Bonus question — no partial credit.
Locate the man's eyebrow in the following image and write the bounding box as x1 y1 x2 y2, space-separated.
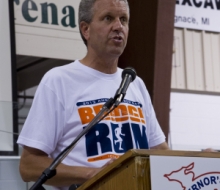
101 11 114 16
101 11 129 17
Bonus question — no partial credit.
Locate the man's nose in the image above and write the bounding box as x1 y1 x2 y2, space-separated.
112 18 123 31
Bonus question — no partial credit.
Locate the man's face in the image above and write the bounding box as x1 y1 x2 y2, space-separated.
86 0 129 58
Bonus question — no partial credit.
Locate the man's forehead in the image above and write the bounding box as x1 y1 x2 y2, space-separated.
94 0 128 8
93 0 129 14
95 0 128 3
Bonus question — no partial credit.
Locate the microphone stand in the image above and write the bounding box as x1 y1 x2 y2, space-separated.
30 98 116 190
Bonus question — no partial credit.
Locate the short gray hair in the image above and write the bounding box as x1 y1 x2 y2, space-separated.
78 0 129 46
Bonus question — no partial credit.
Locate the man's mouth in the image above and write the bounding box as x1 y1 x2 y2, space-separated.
112 36 123 43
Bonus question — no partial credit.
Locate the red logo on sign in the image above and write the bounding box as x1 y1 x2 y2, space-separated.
164 162 220 190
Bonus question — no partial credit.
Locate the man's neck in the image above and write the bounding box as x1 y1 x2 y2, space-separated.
80 52 119 74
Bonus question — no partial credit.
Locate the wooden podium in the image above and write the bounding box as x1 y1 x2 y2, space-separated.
77 149 220 190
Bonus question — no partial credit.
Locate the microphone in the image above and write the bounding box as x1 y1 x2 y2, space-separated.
114 67 136 106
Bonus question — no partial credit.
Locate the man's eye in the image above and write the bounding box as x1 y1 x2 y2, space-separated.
121 17 127 23
105 16 112 21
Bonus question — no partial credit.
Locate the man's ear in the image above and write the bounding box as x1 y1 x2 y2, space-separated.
80 21 90 41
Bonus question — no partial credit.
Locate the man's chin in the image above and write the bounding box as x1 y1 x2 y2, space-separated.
108 47 125 57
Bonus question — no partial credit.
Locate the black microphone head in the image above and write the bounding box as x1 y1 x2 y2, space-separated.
122 67 136 82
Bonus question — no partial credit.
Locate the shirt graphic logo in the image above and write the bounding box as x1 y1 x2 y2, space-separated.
77 98 149 162
164 162 220 190
114 124 125 151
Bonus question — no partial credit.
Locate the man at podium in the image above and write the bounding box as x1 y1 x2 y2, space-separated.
17 0 169 189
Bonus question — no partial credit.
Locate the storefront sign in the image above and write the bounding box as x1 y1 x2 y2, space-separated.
175 0 220 32
14 0 79 31
13 0 86 61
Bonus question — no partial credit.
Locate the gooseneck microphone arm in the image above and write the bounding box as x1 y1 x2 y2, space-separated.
114 67 136 106
30 67 136 190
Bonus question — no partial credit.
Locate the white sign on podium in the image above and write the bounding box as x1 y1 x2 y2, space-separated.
150 155 220 190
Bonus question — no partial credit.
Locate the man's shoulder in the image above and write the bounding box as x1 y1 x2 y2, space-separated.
41 60 79 83
46 60 77 76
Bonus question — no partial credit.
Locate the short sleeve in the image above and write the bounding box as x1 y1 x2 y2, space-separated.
17 83 65 155
147 102 166 148
136 78 166 148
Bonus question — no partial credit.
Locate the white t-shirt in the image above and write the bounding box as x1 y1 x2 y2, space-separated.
17 60 165 190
